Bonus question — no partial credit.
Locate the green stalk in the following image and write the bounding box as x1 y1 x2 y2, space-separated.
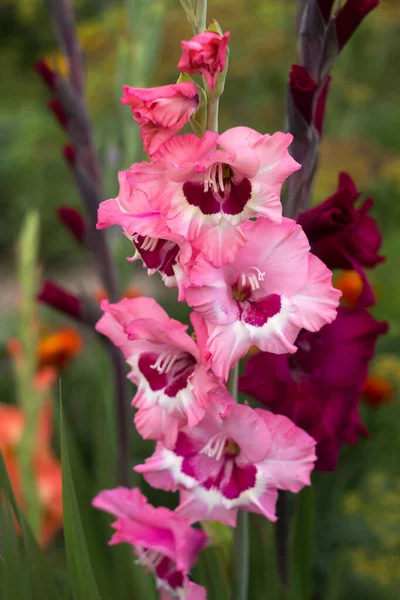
229 361 249 600
16 211 42 537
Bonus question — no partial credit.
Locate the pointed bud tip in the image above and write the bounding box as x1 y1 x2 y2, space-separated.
34 60 56 89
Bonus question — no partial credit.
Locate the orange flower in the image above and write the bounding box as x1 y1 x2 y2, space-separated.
0 370 63 547
94 286 142 303
37 328 83 370
363 375 393 407
334 270 364 307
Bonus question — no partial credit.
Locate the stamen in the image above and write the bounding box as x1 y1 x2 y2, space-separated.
136 547 164 570
218 162 225 192
141 236 158 252
200 433 227 460
240 266 266 291
151 351 179 374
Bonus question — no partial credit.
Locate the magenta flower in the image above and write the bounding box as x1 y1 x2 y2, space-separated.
289 65 317 125
127 127 300 267
182 217 340 380
240 306 388 470
93 487 207 600
298 172 384 306
121 82 199 156
96 297 221 448
97 170 184 288
178 31 230 90
135 389 316 526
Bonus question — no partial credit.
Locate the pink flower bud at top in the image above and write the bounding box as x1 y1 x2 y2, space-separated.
57 206 87 245
62 144 77 167
121 82 199 156
289 65 317 124
335 0 379 50
48 99 69 130
178 31 230 90
38 281 81 320
34 60 56 90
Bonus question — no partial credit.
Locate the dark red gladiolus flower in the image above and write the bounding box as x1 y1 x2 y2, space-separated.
335 0 380 51
34 60 56 89
289 65 317 124
57 207 86 245
38 281 81 320
298 172 384 305
317 0 336 22
240 307 388 470
48 99 69 130
314 75 331 135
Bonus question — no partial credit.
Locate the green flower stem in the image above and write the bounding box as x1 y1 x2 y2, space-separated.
229 361 249 600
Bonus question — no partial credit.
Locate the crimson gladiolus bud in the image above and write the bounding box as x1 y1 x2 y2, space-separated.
48 99 69 130
335 0 380 51
63 144 77 167
34 60 56 89
57 206 87 244
38 281 81 320
314 75 331 135
317 0 336 22
289 65 317 124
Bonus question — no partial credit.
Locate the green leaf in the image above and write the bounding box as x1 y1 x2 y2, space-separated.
0 451 64 599
0 497 29 600
60 408 104 600
290 486 315 600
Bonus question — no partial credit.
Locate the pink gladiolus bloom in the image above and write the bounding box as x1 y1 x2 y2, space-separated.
128 127 300 267
121 82 199 156
96 297 221 448
178 31 230 90
183 217 341 380
93 487 207 600
97 171 184 287
135 390 316 526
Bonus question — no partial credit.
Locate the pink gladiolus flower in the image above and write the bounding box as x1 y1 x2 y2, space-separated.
178 31 230 90
128 127 300 267
183 217 341 380
121 82 199 156
96 297 221 448
93 487 207 600
135 390 316 526
97 171 184 288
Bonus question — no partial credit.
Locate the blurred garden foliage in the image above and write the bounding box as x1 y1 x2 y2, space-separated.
0 0 400 599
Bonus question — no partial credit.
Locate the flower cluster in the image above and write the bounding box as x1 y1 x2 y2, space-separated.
241 175 387 470
93 24 347 600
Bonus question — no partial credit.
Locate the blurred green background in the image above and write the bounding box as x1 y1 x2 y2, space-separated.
0 0 399 598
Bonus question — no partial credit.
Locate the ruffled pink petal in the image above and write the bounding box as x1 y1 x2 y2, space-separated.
126 318 197 359
186 256 238 325
222 402 272 463
241 488 278 521
102 297 172 330
238 218 310 297
134 445 179 492
292 253 341 332
92 486 145 519
177 490 237 527
154 132 219 182
218 126 263 150
96 310 134 360
134 405 182 448
186 581 207 600
255 410 317 493
190 312 212 365
191 221 247 267
205 321 252 381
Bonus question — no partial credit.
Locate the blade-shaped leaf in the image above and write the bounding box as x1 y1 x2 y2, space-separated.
60 409 104 600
